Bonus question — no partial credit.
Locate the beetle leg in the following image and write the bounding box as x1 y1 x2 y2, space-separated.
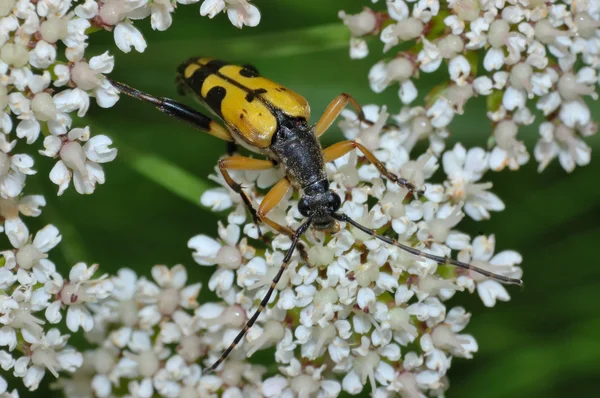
109 79 234 142
323 140 425 195
218 156 275 236
315 93 377 137
257 178 312 266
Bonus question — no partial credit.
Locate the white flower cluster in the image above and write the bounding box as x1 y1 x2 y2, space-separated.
1 0 263 394
340 0 599 173
56 265 263 398
0 0 260 198
189 108 523 396
0 206 113 392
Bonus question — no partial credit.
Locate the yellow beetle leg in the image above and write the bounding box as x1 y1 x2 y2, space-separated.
257 178 293 234
255 177 312 266
323 140 424 195
218 156 275 235
314 93 374 137
109 79 233 142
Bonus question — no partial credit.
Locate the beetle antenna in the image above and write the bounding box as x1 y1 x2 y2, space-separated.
333 213 523 286
108 78 219 130
107 78 163 106
203 216 314 374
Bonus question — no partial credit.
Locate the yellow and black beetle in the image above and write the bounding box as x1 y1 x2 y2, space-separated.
109 57 523 374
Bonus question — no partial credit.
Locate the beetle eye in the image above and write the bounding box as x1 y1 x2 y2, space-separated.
298 196 310 217
327 191 341 213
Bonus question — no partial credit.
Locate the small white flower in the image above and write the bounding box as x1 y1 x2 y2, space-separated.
114 21 147 53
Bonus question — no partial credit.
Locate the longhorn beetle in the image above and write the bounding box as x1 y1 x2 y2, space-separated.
109 57 523 374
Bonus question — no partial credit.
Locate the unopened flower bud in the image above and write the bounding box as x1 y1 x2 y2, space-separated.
411 116 433 138
445 84 473 114
158 288 180 315
339 8 377 37
16 244 47 270
178 335 204 363
574 12 600 38
431 324 469 352
71 62 101 91
0 0 15 17
488 19 510 48
395 17 424 41
31 92 57 121
534 19 572 44
455 0 480 22
354 262 379 287
291 375 320 396
509 63 533 93
245 320 284 356
386 57 414 83
557 72 597 101
1 43 29 67
60 141 88 176
554 124 574 144
99 0 128 25
136 350 160 377
40 17 69 43
494 120 518 149
221 361 246 386
438 35 464 59
215 245 242 269
93 348 116 374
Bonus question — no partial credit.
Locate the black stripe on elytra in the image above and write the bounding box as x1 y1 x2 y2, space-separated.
204 86 226 118
245 88 267 103
213 70 280 115
177 59 229 95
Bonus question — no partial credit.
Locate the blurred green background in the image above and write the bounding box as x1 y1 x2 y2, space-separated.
13 1 600 396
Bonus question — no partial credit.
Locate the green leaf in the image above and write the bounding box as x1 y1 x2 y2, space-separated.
118 144 212 208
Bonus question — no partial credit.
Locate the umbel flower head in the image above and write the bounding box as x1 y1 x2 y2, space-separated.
187 105 523 396
54 110 522 397
340 0 600 174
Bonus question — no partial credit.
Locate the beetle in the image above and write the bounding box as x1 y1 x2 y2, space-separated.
109 57 523 374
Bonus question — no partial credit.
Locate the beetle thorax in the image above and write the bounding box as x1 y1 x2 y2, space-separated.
269 120 327 190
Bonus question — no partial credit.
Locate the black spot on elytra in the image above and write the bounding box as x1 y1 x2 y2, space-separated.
205 86 226 117
245 88 267 102
240 64 260 77
275 87 287 92
239 113 244 119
